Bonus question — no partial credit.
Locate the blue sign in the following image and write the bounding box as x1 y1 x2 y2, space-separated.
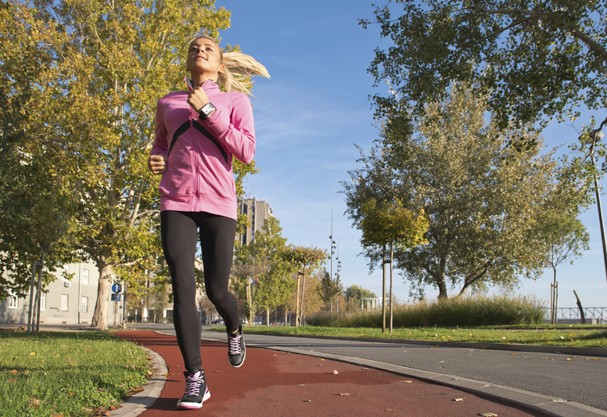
111 283 122 293
111 293 122 301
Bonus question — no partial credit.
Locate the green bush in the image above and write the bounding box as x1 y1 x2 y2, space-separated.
307 296 545 327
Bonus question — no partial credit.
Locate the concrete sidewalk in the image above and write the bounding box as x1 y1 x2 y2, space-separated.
113 330 556 417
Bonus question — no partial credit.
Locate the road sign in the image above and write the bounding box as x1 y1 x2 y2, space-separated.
112 283 122 293
111 293 122 301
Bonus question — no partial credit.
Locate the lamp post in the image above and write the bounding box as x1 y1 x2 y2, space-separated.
589 130 607 285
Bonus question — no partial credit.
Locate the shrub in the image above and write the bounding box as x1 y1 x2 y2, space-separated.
307 295 545 327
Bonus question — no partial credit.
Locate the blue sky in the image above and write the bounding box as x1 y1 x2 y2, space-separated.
216 0 607 310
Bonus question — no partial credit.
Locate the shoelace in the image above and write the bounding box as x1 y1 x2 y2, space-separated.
184 371 203 397
228 333 242 355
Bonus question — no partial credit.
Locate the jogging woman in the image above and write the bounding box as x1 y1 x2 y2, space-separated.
148 35 269 410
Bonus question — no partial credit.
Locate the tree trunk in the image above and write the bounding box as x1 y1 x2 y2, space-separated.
91 261 113 330
389 244 394 335
437 255 448 299
295 273 301 327
381 246 386 333
300 268 307 326
266 308 270 326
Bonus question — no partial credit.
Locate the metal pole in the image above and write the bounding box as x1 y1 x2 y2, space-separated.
593 175 607 284
589 130 607 285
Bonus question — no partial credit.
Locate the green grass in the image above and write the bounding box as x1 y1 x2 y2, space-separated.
244 325 607 348
0 330 150 417
240 297 607 349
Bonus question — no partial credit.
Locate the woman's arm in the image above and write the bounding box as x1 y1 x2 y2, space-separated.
149 98 168 174
202 93 256 164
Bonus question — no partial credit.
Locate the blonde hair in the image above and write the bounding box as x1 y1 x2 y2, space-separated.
191 36 270 95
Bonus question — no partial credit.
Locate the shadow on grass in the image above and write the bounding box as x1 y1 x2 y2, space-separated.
579 330 607 341
0 328 115 341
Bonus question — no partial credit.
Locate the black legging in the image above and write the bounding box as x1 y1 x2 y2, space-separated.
161 210 239 372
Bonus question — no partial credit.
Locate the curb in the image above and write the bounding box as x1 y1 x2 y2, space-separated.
109 347 167 417
242 331 607 358
259 344 607 417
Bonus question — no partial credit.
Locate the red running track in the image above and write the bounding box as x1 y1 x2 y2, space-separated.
115 330 552 417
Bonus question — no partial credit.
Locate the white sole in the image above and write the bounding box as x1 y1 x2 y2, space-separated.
176 389 211 409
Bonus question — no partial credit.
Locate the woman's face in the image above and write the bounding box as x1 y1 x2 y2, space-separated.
186 38 223 79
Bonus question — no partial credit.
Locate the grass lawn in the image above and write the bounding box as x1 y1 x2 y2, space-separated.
242 325 607 348
0 329 150 417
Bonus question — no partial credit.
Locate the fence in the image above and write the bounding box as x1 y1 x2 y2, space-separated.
544 307 607 323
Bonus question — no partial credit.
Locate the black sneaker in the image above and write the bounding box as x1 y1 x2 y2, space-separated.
176 370 211 410
228 325 246 368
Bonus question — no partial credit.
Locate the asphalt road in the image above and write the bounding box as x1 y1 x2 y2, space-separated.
196 329 607 412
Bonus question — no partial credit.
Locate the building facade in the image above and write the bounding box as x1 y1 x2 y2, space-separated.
0 261 120 326
237 198 273 246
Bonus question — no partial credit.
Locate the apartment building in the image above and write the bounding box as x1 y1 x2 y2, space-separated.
237 198 273 246
0 261 119 326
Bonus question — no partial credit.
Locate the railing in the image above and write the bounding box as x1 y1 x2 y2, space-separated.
544 307 607 323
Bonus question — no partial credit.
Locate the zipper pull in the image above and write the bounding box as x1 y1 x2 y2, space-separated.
184 75 194 91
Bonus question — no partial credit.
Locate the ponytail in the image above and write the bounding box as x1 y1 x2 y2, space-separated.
219 51 270 96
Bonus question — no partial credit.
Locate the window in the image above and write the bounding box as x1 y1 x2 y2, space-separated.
80 296 88 313
60 294 69 311
8 294 18 309
82 268 89 285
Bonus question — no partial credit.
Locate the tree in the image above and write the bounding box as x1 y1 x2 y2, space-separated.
0 3 80 301
283 246 326 326
232 243 268 326
361 0 607 131
533 212 590 323
355 196 428 331
344 285 376 310
351 85 565 299
0 1 239 329
249 217 296 325
318 270 343 312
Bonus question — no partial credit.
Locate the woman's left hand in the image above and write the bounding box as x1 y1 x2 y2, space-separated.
187 86 209 112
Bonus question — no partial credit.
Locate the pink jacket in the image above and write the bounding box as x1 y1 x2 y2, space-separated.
151 80 256 219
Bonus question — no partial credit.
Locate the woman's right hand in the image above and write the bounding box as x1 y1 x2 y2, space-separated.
148 154 166 174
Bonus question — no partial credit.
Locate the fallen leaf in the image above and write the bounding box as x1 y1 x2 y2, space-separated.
29 352 36 356
29 398 41 408
297 384 306 387
337 392 351 396
8 370 18 375
303 399 312 403
332 370 339 375
399 380 413 384
453 397 464 402
566 357 573 361
479 413 498 417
